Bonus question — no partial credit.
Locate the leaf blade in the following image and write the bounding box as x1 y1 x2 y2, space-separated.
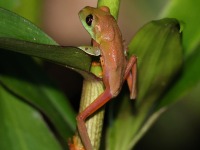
0 7 56 45
0 38 91 72
0 85 63 150
107 18 183 150
0 51 76 141
158 45 200 108
129 18 183 106
161 0 200 57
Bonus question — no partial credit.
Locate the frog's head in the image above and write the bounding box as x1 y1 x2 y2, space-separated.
79 6 114 43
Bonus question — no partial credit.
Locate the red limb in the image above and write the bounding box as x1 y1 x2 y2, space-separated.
124 56 137 99
76 56 137 150
76 88 112 150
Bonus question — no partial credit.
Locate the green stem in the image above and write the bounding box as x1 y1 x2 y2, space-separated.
97 0 121 19
128 108 166 149
75 63 105 150
76 78 105 150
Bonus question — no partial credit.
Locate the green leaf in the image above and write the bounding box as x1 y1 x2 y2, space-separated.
13 0 42 24
0 5 93 150
129 18 183 106
161 0 200 57
128 18 183 148
0 7 56 45
0 7 87 147
97 0 120 19
0 7 92 74
107 18 183 150
0 51 76 142
0 84 63 150
0 0 42 24
0 38 91 72
106 96 135 150
158 45 200 108
0 0 18 10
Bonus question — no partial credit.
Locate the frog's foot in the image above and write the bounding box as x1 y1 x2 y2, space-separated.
68 136 85 150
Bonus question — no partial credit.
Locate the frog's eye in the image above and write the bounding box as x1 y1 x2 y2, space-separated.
86 14 93 26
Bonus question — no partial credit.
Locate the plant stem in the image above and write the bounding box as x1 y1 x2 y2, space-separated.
97 0 121 19
128 108 166 149
74 63 105 150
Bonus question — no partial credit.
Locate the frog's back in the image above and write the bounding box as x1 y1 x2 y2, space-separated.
91 6 127 97
100 31 127 97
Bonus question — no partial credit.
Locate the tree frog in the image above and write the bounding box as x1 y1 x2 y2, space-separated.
75 6 137 150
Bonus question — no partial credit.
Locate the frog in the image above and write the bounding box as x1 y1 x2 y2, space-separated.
75 6 137 150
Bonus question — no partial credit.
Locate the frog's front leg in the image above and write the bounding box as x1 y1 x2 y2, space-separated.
76 88 112 150
124 56 137 99
78 46 101 56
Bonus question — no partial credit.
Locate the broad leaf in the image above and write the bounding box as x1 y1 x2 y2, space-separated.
161 0 200 57
0 7 92 73
0 51 76 143
158 45 200 108
129 18 183 106
0 84 63 150
107 18 183 150
0 0 42 24
0 38 91 72
0 8 56 45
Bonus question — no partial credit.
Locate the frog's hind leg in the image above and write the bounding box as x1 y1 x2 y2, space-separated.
124 56 137 99
76 87 112 150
